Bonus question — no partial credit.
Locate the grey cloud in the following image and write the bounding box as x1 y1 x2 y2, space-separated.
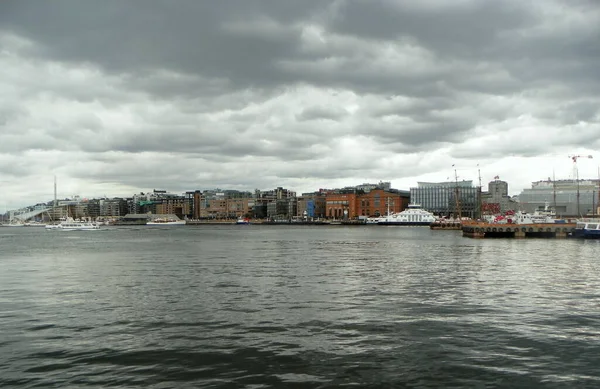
296 106 348 121
2 0 600 208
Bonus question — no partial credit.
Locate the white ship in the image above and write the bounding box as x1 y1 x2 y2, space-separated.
147 217 186 226
45 218 100 231
485 203 566 225
377 204 437 226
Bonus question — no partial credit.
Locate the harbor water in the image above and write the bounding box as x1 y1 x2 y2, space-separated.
1 225 600 388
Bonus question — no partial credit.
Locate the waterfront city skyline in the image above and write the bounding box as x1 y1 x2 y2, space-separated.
1 1 599 213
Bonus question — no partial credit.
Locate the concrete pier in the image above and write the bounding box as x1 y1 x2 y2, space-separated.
461 222 576 239
430 221 462 230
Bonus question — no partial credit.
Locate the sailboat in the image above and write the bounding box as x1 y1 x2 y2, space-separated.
45 177 100 231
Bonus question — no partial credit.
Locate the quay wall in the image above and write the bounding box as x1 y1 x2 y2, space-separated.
462 222 576 239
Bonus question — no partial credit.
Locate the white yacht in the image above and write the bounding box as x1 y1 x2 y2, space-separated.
45 217 100 231
377 204 436 226
146 217 186 226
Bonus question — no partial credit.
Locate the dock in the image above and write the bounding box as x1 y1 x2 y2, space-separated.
461 222 576 239
430 221 462 230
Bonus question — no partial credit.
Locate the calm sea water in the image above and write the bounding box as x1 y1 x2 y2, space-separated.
1 225 600 388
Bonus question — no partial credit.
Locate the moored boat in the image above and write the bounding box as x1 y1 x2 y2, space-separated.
377 204 436 226
571 219 600 239
2 222 25 227
147 218 186 226
235 217 250 225
45 218 100 231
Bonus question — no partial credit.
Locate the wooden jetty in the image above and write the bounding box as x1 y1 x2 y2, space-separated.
461 221 576 239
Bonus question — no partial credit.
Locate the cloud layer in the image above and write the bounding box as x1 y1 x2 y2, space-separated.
1 0 599 210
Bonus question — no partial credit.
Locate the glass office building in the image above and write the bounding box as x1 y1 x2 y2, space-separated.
410 181 479 218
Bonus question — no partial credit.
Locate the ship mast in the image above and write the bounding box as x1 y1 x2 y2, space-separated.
597 166 600 217
552 169 557 215
570 155 593 217
454 167 462 219
477 164 482 219
51 175 57 222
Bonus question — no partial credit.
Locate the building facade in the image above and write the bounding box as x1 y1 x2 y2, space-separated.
357 189 409 218
325 188 410 219
480 178 516 215
517 179 600 216
297 192 327 219
156 197 190 218
325 191 358 219
410 180 479 218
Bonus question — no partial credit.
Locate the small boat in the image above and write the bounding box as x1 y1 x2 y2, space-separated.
235 217 250 225
571 219 600 239
378 204 436 226
147 218 186 226
25 221 47 227
2 222 25 227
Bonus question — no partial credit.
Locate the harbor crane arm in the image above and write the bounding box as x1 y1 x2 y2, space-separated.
570 155 593 163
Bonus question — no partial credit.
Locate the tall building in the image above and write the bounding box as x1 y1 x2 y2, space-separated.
518 179 600 216
410 180 479 218
481 177 515 214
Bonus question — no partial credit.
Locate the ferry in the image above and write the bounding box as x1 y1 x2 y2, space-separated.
377 204 436 226
45 218 100 231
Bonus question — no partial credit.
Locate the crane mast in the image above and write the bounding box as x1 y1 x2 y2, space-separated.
569 155 593 216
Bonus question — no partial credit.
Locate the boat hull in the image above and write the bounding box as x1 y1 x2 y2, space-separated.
571 229 600 239
46 224 100 231
377 221 432 226
146 221 186 226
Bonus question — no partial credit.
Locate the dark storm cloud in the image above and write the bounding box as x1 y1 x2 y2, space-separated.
1 0 600 209
0 1 321 92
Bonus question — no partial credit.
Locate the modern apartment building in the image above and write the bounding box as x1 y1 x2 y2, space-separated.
156 197 190 218
99 198 128 217
267 199 291 220
297 191 327 219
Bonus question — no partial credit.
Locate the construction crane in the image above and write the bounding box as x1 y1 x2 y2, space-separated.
569 155 593 216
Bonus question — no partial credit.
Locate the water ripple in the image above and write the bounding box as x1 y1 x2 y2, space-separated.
1 227 600 387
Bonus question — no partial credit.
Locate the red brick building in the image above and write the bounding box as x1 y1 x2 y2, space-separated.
325 189 410 219
357 189 409 217
325 192 358 219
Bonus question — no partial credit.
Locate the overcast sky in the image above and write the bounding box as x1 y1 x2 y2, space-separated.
1 0 599 211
